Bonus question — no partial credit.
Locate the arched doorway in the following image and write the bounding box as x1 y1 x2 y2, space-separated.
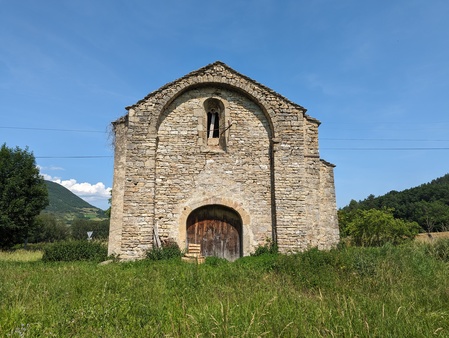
186 205 242 261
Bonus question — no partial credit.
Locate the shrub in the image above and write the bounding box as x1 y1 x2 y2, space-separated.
346 208 420 247
251 239 278 256
42 240 107 262
146 241 183 261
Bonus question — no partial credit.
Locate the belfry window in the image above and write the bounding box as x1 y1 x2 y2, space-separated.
203 98 225 148
207 108 220 139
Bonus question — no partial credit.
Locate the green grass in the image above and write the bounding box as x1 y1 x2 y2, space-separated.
1 243 449 337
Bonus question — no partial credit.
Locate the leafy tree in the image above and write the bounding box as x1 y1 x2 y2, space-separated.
30 214 70 243
340 173 449 232
71 218 110 240
410 200 449 232
338 200 360 237
0 144 49 248
346 208 420 247
338 209 351 237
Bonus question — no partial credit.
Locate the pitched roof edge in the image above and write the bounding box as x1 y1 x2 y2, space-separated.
126 61 223 110
215 62 308 113
125 61 313 118
320 158 336 168
112 114 128 126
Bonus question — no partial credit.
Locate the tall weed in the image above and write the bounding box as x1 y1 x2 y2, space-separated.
1 243 449 336
426 238 449 262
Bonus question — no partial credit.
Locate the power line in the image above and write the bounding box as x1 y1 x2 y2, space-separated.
35 148 449 159
324 121 449 126
322 147 449 151
36 156 112 159
4 126 449 153
0 126 106 133
321 138 449 142
2 126 448 142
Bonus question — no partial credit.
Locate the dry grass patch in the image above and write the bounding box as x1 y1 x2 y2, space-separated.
0 249 43 262
415 232 449 243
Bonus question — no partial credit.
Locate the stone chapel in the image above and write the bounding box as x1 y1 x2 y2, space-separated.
108 61 339 261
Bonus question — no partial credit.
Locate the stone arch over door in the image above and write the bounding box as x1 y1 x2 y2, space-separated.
186 204 242 261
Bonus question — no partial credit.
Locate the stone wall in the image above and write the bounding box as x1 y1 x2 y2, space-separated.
108 116 127 256
155 87 272 255
108 61 339 260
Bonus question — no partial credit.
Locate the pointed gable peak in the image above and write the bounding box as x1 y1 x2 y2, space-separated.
196 60 232 71
126 61 313 120
182 60 237 78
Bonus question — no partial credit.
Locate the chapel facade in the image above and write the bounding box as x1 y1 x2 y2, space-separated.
108 61 339 260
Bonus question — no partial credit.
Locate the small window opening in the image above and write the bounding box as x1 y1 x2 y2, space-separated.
207 108 220 139
203 98 225 149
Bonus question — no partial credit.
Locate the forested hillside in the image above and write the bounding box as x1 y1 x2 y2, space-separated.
340 174 449 232
43 180 107 223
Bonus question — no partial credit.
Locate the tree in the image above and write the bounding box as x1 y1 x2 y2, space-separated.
340 173 449 232
346 208 420 247
410 200 449 233
71 218 110 240
30 214 70 243
0 144 49 248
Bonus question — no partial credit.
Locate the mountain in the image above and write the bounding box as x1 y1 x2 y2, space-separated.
42 180 107 223
341 174 449 232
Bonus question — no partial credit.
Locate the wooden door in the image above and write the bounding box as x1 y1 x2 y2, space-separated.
187 205 242 261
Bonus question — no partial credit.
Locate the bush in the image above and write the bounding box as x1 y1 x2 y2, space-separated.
42 240 107 262
146 242 183 261
251 239 278 256
346 208 420 247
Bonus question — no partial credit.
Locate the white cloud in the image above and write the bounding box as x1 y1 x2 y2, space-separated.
42 174 111 209
37 165 64 171
41 173 53 181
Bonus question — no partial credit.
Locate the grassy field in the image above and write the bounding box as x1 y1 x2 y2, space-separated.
1 243 449 337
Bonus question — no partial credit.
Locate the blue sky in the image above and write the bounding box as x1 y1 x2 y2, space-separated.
1 0 448 210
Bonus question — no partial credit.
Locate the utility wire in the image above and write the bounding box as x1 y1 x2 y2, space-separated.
36 156 113 159
0 126 106 133
2 126 448 141
322 147 449 151
321 138 449 142
4 126 449 154
35 148 449 158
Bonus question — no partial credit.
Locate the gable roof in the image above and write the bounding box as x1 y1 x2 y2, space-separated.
126 61 306 112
